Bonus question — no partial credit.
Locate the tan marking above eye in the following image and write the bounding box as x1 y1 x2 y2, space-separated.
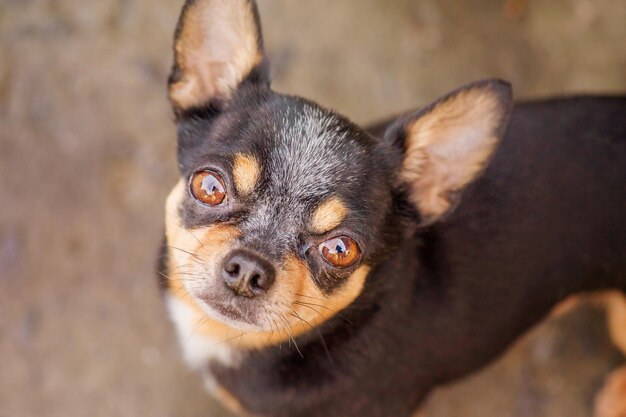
190 171 226 206
319 236 361 268
310 197 347 233
232 153 260 195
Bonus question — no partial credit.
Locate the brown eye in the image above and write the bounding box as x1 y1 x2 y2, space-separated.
190 171 226 206
319 236 361 268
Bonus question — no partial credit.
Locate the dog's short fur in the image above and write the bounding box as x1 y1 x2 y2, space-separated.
158 1 626 416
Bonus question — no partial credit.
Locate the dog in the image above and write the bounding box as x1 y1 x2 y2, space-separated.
158 1 626 416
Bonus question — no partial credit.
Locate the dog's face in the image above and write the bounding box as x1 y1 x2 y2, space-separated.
166 91 391 336
164 0 512 346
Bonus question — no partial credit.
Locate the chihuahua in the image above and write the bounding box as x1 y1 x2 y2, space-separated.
158 1 626 416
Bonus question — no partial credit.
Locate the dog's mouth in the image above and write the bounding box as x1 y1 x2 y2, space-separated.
193 288 269 332
213 301 241 320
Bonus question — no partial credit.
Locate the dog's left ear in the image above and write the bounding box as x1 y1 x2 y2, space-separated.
385 79 513 224
168 0 267 112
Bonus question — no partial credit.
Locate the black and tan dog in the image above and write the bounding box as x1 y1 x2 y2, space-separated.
158 1 626 416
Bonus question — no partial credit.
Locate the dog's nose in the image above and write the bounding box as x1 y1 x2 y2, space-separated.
221 249 276 297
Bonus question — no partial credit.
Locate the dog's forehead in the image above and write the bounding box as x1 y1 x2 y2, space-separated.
262 103 369 200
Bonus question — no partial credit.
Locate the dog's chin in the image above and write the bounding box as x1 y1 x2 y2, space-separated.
193 294 269 333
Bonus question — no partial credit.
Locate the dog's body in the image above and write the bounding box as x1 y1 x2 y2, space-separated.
159 1 626 416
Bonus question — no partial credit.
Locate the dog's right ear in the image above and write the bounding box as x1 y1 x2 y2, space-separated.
168 0 268 113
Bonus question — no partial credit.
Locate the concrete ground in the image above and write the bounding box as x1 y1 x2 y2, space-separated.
1 0 625 416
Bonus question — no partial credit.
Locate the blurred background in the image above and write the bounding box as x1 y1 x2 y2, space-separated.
1 0 625 416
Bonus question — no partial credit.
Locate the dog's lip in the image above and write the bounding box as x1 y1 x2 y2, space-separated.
196 294 263 330
212 301 243 320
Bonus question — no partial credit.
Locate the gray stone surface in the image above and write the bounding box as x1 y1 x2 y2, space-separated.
1 1 625 416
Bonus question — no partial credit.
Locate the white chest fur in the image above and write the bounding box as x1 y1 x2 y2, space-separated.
166 295 239 390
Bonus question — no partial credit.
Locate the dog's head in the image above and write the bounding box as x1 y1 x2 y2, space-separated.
164 0 512 346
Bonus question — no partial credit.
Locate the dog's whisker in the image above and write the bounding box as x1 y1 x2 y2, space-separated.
293 300 335 313
157 270 197 284
186 314 211 343
287 304 334 364
170 263 196 269
293 293 327 302
167 245 203 260
215 331 246 346
294 300 353 325
184 228 205 248
268 313 284 350
274 312 303 358
293 301 324 319
167 245 210 270
264 311 275 345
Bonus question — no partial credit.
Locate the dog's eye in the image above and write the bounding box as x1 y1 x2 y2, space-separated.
190 171 226 206
319 237 360 268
